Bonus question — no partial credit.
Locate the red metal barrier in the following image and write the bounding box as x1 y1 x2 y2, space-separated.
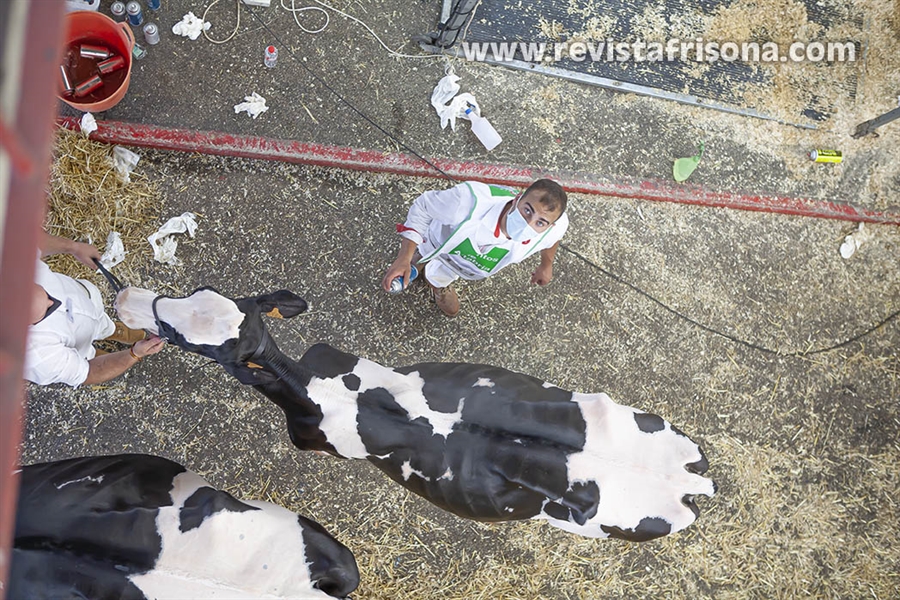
57 117 900 226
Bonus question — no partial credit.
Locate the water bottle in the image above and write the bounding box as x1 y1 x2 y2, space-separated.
389 264 418 294
465 106 502 151
264 45 278 68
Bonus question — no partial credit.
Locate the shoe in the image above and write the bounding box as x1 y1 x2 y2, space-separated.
105 321 147 345
430 284 460 318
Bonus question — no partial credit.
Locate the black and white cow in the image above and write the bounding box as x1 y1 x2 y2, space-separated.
9 454 359 599
117 287 715 542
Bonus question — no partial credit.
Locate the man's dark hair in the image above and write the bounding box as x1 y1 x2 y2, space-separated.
524 179 567 216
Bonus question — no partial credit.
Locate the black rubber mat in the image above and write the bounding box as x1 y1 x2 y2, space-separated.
460 0 862 122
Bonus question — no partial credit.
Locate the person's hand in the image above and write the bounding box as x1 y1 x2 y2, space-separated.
132 335 165 358
70 241 102 269
531 263 553 286
381 258 414 292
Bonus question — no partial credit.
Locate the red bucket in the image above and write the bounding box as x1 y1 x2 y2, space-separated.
60 11 135 112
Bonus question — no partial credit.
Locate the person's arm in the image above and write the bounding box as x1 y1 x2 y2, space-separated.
381 184 472 292
40 232 101 268
381 238 420 292
82 336 165 385
530 241 559 286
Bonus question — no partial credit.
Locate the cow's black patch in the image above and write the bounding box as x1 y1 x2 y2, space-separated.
560 481 600 525
601 517 672 542
543 501 571 521
634 413 666 433
685 451 709 475
14 455 182 572
542 482 600 526
682 495 701 519
342 373 361 391
298 516 360 598
9 548 148 600
251 290 308 318
301 343 360 378
179 487 259 533
397 362 585 449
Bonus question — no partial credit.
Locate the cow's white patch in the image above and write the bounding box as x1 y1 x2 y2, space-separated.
400 460 428 482
361 366 464 440
55 475 104 489
438 468 454 481
116 287 244 347
538 392 715 538
473 378 494 387
306 375 368 459
130 471 332 599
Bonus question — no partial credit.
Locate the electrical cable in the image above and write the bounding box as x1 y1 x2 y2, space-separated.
241 4 898 357
203 0 242 44
561 243 899 356
290 0 446 59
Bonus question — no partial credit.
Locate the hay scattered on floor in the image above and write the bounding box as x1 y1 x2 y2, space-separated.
44 127 161 287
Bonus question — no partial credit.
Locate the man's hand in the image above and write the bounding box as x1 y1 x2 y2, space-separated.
382 258 415 292
381 238 419 292
132 335 165 358
71 241 102 269
531 263 553 286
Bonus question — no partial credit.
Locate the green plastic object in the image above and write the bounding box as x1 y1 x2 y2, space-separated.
673 142 705 182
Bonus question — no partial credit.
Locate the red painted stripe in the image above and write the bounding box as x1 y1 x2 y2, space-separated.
57 117 900 225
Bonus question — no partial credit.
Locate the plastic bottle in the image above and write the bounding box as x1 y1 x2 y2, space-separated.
389 264 418 294
465 107 502 151
264 46 278 68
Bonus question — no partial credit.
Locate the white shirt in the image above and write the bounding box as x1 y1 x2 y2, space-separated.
24 260 115 386
400 182 568 286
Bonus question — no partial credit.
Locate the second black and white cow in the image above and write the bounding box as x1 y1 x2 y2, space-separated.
8 454 359 599
117 287 716 542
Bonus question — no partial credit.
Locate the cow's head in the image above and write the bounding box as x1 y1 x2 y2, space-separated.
115 286 307 384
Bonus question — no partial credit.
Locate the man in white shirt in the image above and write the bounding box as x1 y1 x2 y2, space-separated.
25 233 165 387
381 179 569 317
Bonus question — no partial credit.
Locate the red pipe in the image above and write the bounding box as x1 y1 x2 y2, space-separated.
56 117 899 226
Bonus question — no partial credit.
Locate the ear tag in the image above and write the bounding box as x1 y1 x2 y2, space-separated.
247 362 264 369
266 308 284 319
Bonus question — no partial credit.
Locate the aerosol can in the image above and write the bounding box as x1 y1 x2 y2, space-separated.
389 264 419 294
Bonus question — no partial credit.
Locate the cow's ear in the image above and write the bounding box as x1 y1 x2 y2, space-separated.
254 290 309 319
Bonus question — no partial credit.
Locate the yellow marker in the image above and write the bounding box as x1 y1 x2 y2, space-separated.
809 149 843 163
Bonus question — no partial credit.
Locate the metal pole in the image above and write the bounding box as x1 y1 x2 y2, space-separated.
414 0 481 49
852 106 900 138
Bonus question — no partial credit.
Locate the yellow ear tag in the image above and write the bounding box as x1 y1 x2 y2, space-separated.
246 362 264 369
266 308 284 319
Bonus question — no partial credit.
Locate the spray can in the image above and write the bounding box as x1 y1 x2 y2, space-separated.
143 22 160 45
809 149 843 163
146 0 160 11
389 264 419 294
74 75 104 98
80 43 111 60
264 45 278 68
59 65 74 96
110 1 127 22
126 2 144 26
97 55 126 74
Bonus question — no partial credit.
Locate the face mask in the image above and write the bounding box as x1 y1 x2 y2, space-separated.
505 197 540 242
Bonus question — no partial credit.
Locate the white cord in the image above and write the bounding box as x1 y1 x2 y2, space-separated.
202 0 241 44
295 0 445 59
281 0 329 34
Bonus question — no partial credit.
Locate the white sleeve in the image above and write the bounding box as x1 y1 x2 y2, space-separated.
399 183 475 246
24 339 90 387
